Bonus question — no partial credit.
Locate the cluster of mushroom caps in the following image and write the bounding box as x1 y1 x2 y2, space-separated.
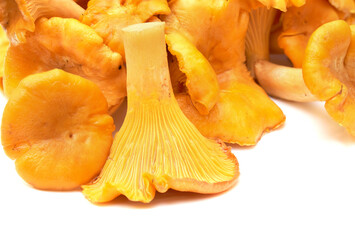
0 0 354 204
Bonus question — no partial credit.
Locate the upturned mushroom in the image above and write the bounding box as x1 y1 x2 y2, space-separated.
3 17 126 113
82 22 239 203
1 69 115 190
162 0 285 145
303 20 355 136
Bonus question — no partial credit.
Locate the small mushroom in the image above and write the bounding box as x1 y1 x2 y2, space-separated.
1 69 115 190
0 0 84 44
82 22 239 203
303 20 355 136
161 0 285 145
3 17 126 113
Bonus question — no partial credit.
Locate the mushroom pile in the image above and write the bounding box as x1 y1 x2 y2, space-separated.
0 0 354 203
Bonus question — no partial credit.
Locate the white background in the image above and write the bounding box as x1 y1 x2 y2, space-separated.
0 93 354 240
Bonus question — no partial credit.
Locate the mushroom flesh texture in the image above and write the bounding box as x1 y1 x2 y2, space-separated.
82 22 239 203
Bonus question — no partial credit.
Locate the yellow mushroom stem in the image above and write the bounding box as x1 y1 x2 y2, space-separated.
255 60 317 102
82 22 239 203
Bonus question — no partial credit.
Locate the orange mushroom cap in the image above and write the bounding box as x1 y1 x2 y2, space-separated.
3 17 126 113
163 0 285 145
303 20 355 136
1 69 114 190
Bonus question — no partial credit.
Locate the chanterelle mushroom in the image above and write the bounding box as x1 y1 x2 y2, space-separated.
1 69 115 190
162 0 285 145
82 22 239 203
0 0 84 44
303 20 355 136
251 0 342 102
3 17 126 113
